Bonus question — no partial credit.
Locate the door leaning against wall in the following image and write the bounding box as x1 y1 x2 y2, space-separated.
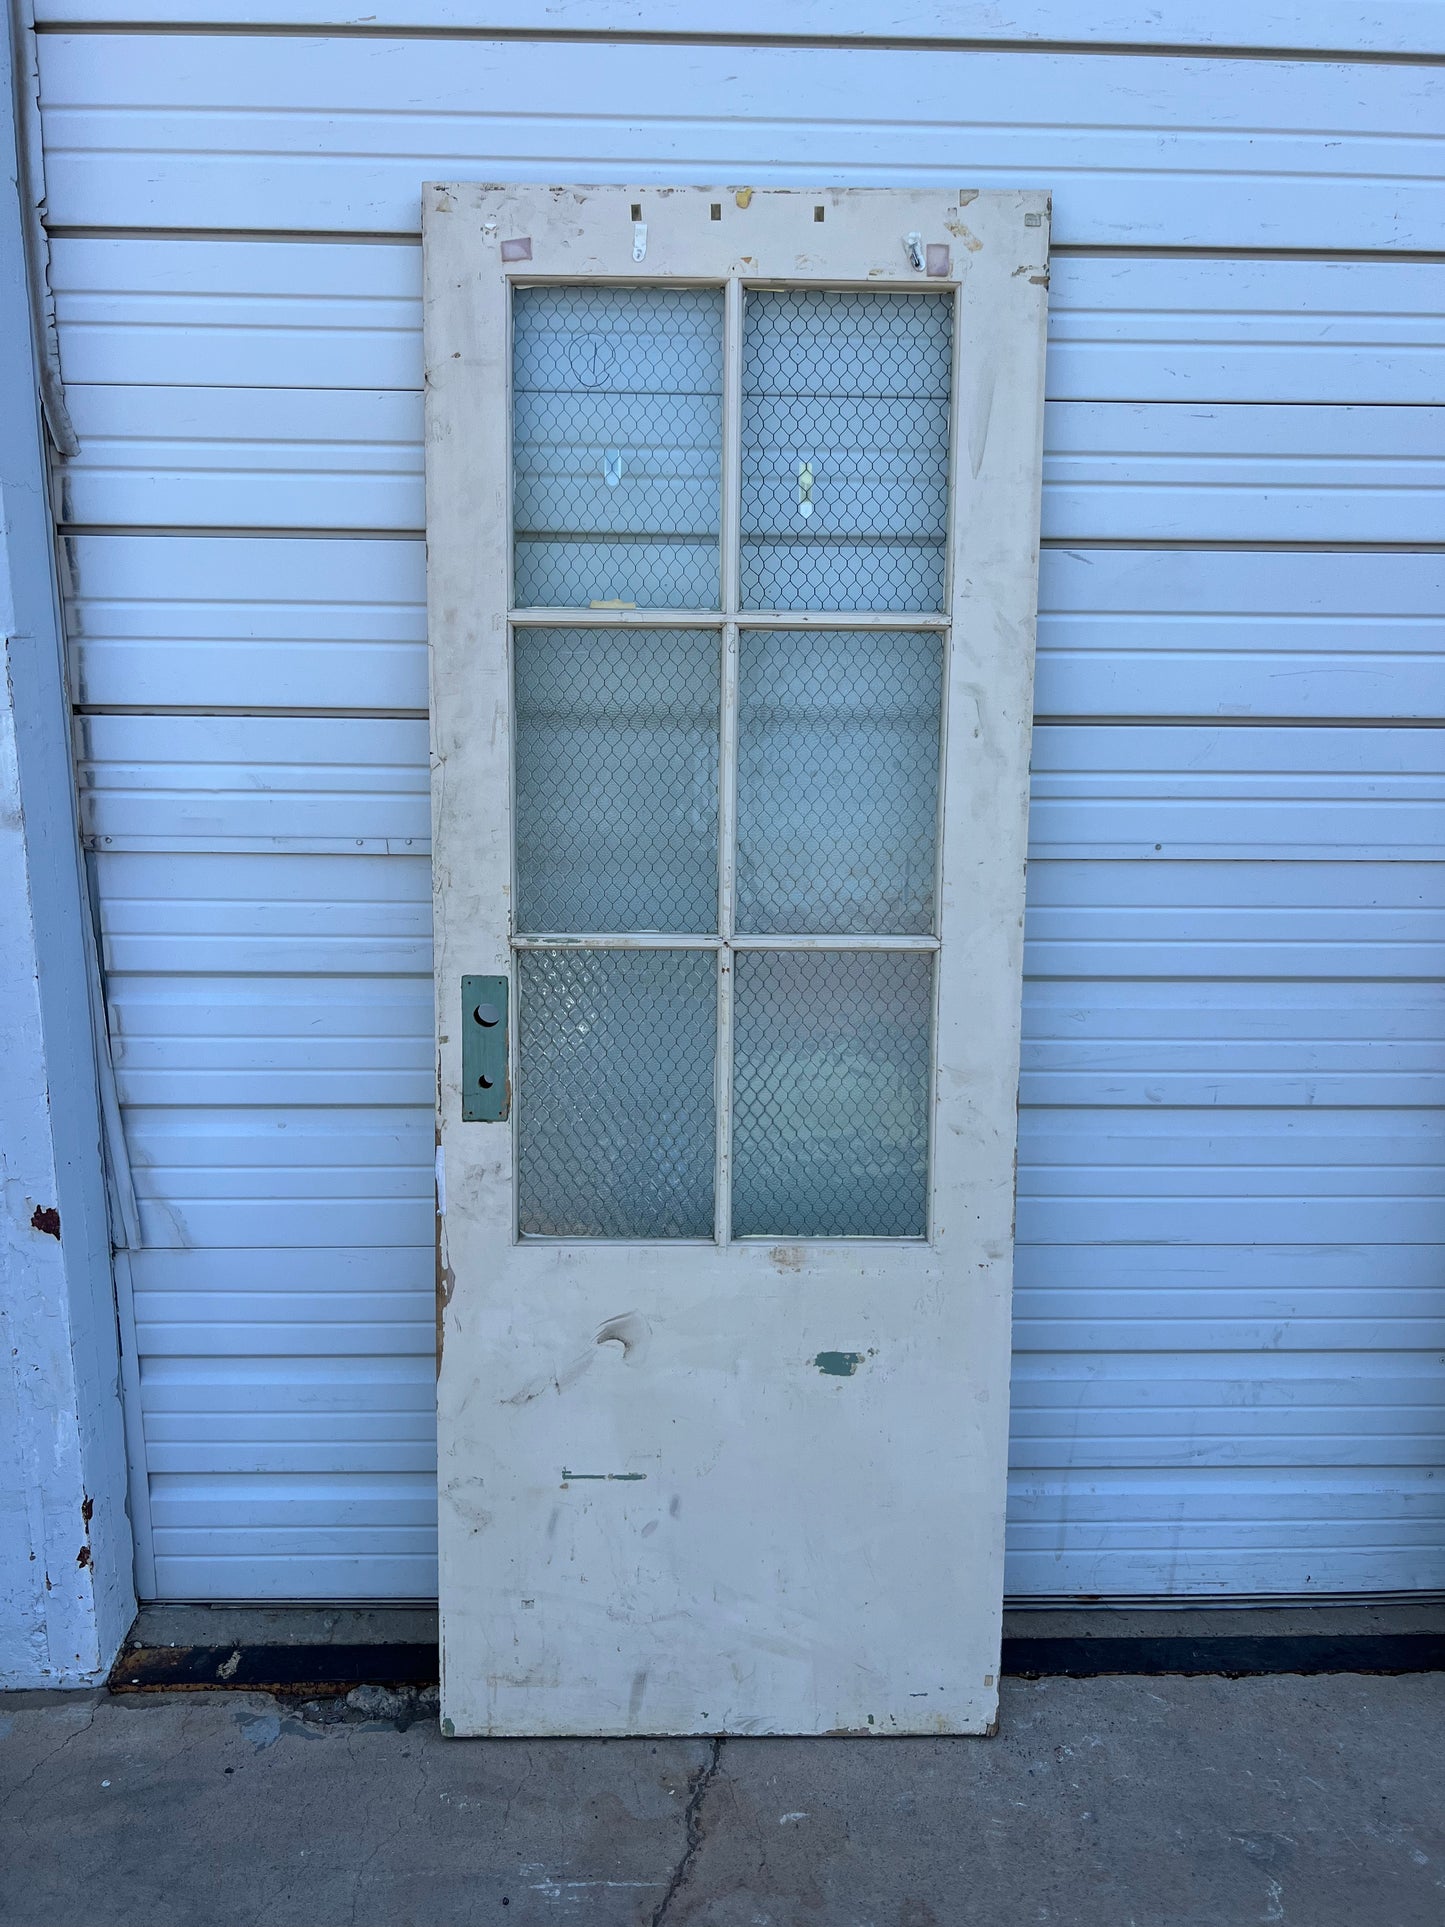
423 184 1050 1737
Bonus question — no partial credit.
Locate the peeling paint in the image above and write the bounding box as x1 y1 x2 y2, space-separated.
595 1310 650 1360
814 1351 865 1377
29 1204 59 1239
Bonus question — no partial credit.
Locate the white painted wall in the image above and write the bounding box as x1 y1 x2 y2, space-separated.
1 5 134 1680
22 4 1445 1603
0 680 123 1684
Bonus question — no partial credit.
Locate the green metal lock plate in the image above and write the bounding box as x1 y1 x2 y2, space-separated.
461 975 509 1121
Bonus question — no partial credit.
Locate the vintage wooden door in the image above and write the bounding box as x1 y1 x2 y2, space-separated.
424 184 1049 1736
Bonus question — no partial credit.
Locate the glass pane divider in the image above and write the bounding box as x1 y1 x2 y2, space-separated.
513 933 723 950
721 277 744 619
714 278 743 1245
713 948 735 1246
509 607 725 627
734 610 951 630
733 934 940 951
715 616 740 1244
508 608 950 630
511 933 940 952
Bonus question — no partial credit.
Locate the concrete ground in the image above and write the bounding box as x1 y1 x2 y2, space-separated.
2 1674 1442 1926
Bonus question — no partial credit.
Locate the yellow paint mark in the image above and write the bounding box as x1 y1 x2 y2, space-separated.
946 219 983 250
735 187 754 208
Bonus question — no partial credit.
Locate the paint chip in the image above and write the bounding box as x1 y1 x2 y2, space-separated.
814 1351 864 1377
500 236 532 261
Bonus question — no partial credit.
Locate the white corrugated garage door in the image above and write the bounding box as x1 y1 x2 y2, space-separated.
39 10 1445 1600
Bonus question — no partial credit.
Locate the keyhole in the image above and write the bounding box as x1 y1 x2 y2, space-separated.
473 1003 501 1027
477 1074 495 1089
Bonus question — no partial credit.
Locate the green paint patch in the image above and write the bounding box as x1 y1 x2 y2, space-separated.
814 1351 864 1377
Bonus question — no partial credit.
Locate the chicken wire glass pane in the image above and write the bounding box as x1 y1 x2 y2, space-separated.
518 949 716 1238
513 287 723 608
736 628 942 935
515 627 720 933
740 291 953 612
731 951 932 1238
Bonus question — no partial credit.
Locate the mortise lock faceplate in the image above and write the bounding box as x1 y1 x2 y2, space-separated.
461 975 509 1121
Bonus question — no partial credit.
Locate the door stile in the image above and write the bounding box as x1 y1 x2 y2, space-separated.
925 284 960 1243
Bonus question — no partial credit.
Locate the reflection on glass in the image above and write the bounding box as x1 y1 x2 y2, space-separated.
735 628 942 934
515 627 720 933
513 286 724 608
731 950 932 1237
518 948 717 1238
741 290 953 613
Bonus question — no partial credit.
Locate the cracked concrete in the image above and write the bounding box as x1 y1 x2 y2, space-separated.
2 1674 1443 1925
651 1736 724 1925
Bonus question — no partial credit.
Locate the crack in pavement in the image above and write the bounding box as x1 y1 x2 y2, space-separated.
651 1737 725 1927
0 1702 99 1819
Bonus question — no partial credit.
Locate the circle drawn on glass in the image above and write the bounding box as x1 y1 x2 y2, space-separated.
570 335 616 388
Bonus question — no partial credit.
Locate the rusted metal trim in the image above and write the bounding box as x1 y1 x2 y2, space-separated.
109 1641 440 1694
108 1629 1444 1695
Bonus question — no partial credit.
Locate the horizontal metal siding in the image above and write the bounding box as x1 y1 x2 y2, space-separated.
64 534 1445 722
32 3 1445 58
82 725 1445 1597
34 35 1445 249
40 23 1445 1602
50 243 1445 405
54 384 1445 543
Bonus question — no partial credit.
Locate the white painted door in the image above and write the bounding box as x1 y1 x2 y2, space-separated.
425 185 1049 1735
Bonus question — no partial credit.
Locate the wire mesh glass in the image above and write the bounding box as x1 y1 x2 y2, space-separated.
740 290 953 613
735 628 942 935
513 286 724 609
514 626 720 934
730 950 933 1238
517 948 717 1238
